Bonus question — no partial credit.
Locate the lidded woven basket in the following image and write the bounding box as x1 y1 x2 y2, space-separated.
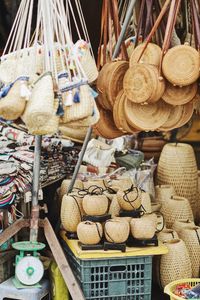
60 179 83 200
104 219 130 243
117 186 141 211
130 214 157 240
61 195 83 232
77 221 103 245
83 194 108 216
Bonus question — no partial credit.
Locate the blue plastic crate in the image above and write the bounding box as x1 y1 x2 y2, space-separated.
63 244 152 300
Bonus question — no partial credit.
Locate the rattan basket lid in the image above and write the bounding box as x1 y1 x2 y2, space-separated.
124 98 171 131
123 63 158 104
159 104 185 131
130 43 162 67
162 45 200 86
162 81 198 105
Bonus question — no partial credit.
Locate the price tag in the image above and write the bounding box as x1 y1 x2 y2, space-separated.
24 191 32 203
38 189 43 201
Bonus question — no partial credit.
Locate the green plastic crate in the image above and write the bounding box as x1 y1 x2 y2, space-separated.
63 244 152 300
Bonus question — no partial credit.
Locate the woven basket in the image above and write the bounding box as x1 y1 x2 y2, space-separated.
172 219 195 234
124 99 171 131
83 179 109 193
109 177 134 193
61 195 83 232
22 72 54 128
60 179 83 200
108 195 121 218
159 105 185 131
130 215 157 240
151 202 162 212
104 219 130 243
196 172 200 223
141 191 152 214
59 125 88 143
157 143 198 216
179 226 200 278
155 185 175 203
162 45 200 86
0 80 26 120
130 43 162 67
157 228 179 242
173 100 194 128
117 186 141 211
0 57 16 83
162 81 198 105
77 221 103 245
82 194 108 216
158 239 192 288
160 195 194 228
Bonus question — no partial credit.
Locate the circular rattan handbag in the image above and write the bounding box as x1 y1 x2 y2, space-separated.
162 45 200 86
117 186 142 211
82 194 109 216
77 221 103 245
174 100 194 128
104 219 130 243
159 104 185 131
130 43 162 67
61 195 83 232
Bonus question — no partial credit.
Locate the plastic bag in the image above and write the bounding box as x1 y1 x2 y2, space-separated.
49 261 69 300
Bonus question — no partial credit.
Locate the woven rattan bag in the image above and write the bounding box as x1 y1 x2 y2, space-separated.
82 194 108 216
157 143 198 217
104 219 130 243
77 221 103 245
159 104 186 131
130 43 162 67
60 179 83 200
179 226 200 278
130 214 157 240
61 195 83 232
117 186 141 211
59 124 88 143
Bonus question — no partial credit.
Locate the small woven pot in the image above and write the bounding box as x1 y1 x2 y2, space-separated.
104 219 130 243
160 195 194 228
141 191 152 214
77 221 103 245
155 185 175 203
61 195 83 232
179 226 200 277
83 194 108 216
172 219 196 235
130 215 157 240
117 186 141 211
158 239 192 288
0 80 26 120
130 43 162 67
157 228 179 242
108 195 121 218
162 45 200 86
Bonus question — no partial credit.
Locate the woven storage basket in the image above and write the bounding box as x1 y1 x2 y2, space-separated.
179 226 200 278
141 191 152 214
60 179 83 200
157 143 198 216
82 194 108 216
83 179 109 193
162 45 200 86
155 185 175 203
104 219 130 243
130 215 157 240
108 195 121 218
0 80 26 120
151 202 162 212
117 186 141 211
124 98 171 131
77 221 103 245
109 177 134 193
59 125 88 143
61 195 83 232
172 219 195 234
160 195 194 228
157 228 179 242
130 43 162 67
22 72 54 128
158 239 192 288
162 81 198 105
159 105 185 131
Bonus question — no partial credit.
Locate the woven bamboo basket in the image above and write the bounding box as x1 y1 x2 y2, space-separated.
160 196 194 228
157 228 179 242
109 177 134 193
60 179 83 200
104 219 130 243
141 191 152 214
61 195 83 232
155 185 175 203
124 98 171 131
172 219 195 234
59 125 88 143
22 72 54 128
179 226 200 278
162 45 200 86
157 143 198 216
77 221 103 245
151 202 162 212
0 80 26 120
159 105 185 131
162 81 198 105
130 215 157 240
117 186 142 211
83 179 109 193
130 43 162 67
108 195 121 218
158 239 192 288
82 194 108 216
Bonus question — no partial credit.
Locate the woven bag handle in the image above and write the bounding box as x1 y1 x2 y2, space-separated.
144 0 154 39
135 0 146 47
190 0 200 50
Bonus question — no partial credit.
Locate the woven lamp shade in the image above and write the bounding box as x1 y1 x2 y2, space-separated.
124 98 170 131
158 239 192 288
130 43 162 67
157 228 179 242
157 143 198 216
172 219 195 234
162 45 200 86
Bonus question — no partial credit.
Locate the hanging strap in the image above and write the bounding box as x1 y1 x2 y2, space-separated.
190 0 200 50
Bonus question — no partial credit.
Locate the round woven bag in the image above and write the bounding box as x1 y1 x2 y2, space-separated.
117 186 142 211
130 43 162 67
162 81 198 105
82 194 108 216
172 219 195 235
124 99 171 131
162 45 200 86
160 195 194 228
77 221 103 245
130 215 157 240
104 219 130 243
157 228 179 242
174 100 194 128
179 226 200 278
157 143 198 216
155 185 175 203
60 195 83 232
159 104 185 131
158 239 192 288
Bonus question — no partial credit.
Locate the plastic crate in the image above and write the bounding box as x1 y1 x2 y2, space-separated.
63 244 152 300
